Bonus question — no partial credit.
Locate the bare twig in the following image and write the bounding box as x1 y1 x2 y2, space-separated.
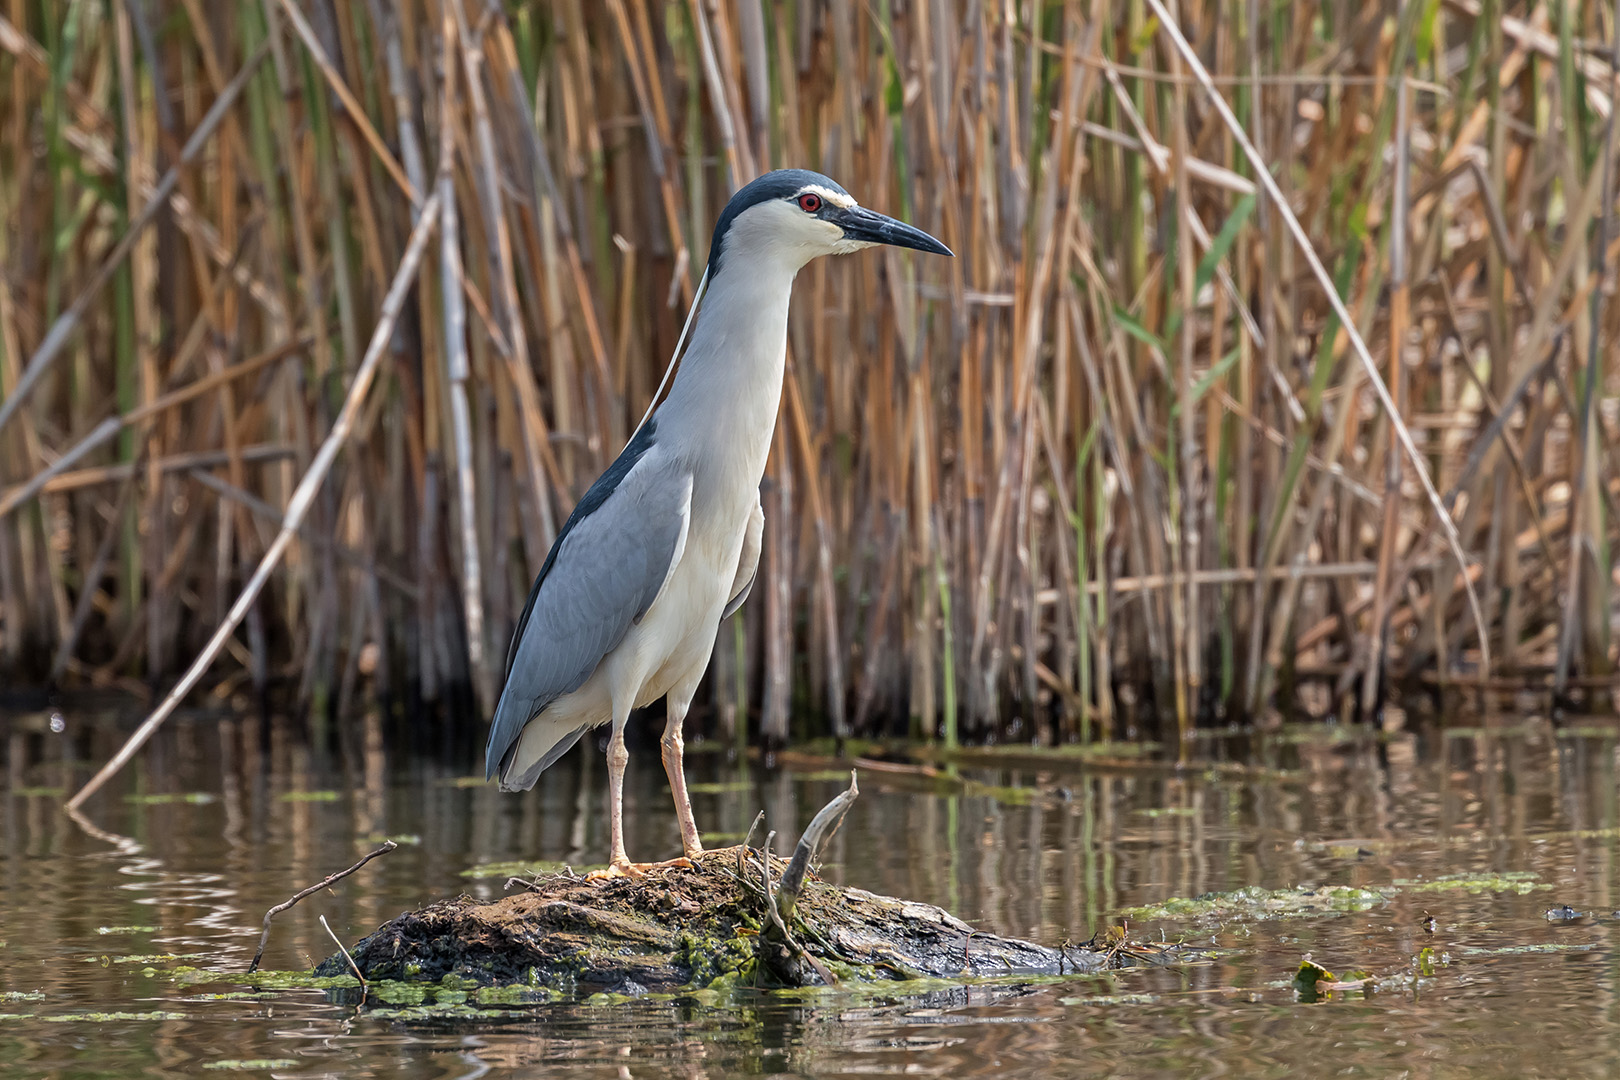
319 914 368 995
249 841 397 973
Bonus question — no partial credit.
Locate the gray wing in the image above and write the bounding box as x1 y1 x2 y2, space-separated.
485 440 691 782
721 494 764 620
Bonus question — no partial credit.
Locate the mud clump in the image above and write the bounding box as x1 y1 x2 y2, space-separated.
316 848 1103 994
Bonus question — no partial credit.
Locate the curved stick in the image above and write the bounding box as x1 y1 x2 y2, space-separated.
249 841 397 973
774 772 858 927
67 192 444 810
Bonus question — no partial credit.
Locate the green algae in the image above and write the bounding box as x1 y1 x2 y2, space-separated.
10 786 65 797
278 790 340 802
1060 993 1159 1006
1 991 44 1002
202 1061 299 1071
172 966 361 990
1396 872 1551 895
375 1005 515 1020
0 1013 38 1021
95 925 157 935
1126 870 1556 925
40 1011 189 1022
125 792 216 805
686 781 754 794
1460 943 1600 956
474 983 558 1005
959 780 1040 805
1121 885 1390 923
87 953 206 965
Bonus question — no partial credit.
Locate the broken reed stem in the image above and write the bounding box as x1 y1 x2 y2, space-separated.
66 192 444 811
249 840 398 973
774 771 858 927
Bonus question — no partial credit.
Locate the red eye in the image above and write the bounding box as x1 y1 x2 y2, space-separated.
797 193 822 213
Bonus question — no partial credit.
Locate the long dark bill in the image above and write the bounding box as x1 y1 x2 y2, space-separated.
834 206 953 256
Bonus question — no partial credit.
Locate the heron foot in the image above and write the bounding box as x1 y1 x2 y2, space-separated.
585 856 695 881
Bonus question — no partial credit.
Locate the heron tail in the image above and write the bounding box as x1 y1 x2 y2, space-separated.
490 706 591 792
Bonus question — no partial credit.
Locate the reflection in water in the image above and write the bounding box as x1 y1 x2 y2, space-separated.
1 703 1619 1077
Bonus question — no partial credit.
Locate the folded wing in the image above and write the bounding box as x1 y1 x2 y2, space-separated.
485 423 692 788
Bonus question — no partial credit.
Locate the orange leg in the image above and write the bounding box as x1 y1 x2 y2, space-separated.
586 721 694 880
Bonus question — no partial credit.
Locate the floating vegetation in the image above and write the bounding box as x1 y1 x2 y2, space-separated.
124 792 216 805
202 1061 300 1072
1130 870 1559 926
95 926 157 935
1 992 44 1002
1120 885 1390 923
685 781 754 794
360 834 422 846
277 790 341 803
1460 943 1600 956
435 777 490 789
1395 872 1551 895
365 1004 517 1021
9 787 65 798
1292 958 1342 998
171 967 361 991
1060 993 1160 1006
1136 807 1198 819
39 1011 189 1023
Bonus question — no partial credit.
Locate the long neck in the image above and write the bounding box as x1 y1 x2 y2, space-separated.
656 258 799 501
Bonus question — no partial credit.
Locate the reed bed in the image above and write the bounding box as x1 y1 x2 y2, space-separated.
1 0 1617 755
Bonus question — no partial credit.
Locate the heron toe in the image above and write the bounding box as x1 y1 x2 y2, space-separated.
585 855 696 881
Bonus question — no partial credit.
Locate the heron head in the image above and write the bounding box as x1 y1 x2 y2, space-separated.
707 169 953 277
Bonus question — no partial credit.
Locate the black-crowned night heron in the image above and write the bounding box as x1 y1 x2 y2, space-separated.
485 169 952 877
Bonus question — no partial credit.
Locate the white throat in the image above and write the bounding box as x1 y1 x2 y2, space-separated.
654 251 802 512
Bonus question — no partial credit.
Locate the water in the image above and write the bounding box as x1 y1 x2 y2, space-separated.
3 703 1618 1078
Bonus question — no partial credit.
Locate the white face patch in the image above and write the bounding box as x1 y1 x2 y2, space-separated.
797 184 856 210
723 194 859 272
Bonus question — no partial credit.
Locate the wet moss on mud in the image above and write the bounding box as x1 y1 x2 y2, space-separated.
313 848 1111 994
